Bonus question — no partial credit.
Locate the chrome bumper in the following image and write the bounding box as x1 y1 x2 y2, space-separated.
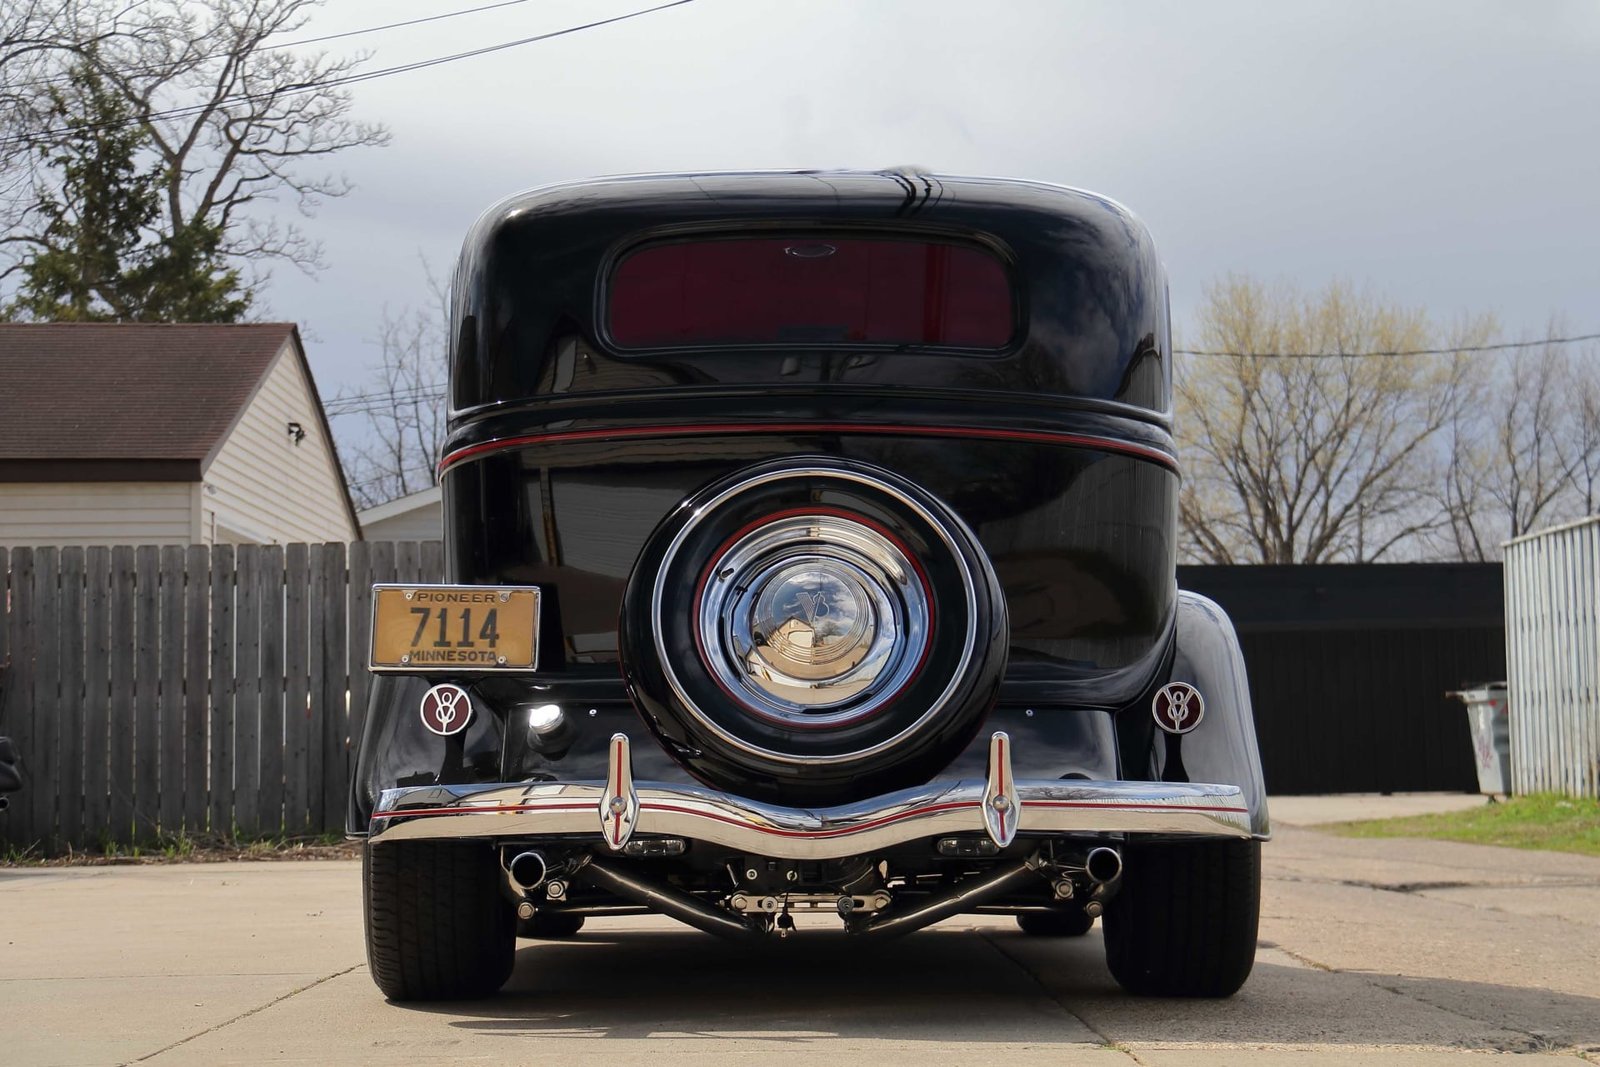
368 731 1252 860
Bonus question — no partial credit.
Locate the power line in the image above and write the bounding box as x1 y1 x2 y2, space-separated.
264 0 539 51
1176 332 1600 359
0 0 697 148
326 389 444 417
15 0 541 91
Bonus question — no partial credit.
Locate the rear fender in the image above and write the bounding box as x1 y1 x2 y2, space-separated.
348 674 503 835
1120 592 1269 838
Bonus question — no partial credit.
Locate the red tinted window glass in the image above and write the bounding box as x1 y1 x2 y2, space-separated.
607 237 1013 349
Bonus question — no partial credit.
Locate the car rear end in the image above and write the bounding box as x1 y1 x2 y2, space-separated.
352 171 1267 1001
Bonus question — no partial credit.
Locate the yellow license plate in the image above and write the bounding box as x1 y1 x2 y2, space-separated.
370 585 541 671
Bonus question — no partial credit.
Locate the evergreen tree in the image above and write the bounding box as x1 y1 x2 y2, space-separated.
9 59 250 322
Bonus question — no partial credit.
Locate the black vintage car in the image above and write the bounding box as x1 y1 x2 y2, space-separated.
350 171 1269 1002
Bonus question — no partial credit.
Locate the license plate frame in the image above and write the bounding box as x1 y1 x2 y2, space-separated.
369 584 541 672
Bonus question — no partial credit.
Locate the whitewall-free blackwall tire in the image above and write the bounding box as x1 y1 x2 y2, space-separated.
363 840 516 1001
1102 838 1260 997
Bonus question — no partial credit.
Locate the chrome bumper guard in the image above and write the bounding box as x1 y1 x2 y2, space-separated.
369 731 1252 860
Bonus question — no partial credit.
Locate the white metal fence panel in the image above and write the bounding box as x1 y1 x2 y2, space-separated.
1504 516 1600 798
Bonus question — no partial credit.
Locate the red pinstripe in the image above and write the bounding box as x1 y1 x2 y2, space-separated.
438 422 1176 475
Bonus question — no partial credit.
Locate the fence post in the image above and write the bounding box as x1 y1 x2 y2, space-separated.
3 548 36 852
258 545 285 837
233 545 262 838
58 547 86 850
318 543 349 834
108 547 136 848
158 546 187 837
306 546 327 829
132 545 161 845
208 545 235 839
82 548 111 847
346 540 373 771
31 548 60 852
183 544 210 835
283 542 310 834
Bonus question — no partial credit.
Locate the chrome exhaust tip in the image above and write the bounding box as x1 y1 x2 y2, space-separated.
508 850 549 891
1085 846 1122 885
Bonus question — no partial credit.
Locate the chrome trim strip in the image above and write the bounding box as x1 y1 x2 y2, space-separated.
369 776 1252 860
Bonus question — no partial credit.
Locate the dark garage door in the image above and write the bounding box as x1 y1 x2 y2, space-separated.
1179 564 1503 796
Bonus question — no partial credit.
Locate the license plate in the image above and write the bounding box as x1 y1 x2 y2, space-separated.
370 585 541 671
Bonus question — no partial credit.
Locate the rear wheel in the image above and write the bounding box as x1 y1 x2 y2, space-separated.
1102 839 1259 997
1017 909 1095 937
363 840 516 1001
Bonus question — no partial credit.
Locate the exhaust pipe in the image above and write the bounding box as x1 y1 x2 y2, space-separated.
851 855 1044 940
508 851 548 891
576 856 763 941
1085 846 1122 885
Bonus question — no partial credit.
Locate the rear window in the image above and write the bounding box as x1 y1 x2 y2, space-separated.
606 235 1014 349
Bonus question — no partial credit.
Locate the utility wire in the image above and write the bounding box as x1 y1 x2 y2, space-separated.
326 329 1600 415
0 0 697 148
14 0 541 90
264 0 539 51
1176 332 1600 358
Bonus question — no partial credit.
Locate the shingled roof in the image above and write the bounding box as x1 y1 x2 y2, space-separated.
0 323 307 481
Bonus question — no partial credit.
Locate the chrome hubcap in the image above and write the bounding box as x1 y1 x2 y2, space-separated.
698 514 930 727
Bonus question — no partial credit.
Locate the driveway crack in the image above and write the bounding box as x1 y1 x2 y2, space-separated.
975 929 1148 1064
1269 941 1583 1056
128 964 361 1065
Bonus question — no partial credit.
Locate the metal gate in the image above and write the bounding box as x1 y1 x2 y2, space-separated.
1504 517 1600 798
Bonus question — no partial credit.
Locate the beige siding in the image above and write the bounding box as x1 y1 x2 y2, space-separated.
0 482 198 547
202 341 356 545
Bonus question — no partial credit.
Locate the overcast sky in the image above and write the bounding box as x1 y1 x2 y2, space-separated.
261 0 1600 402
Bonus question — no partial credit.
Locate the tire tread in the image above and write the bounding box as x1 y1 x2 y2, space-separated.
364 840 515 1001
1103 838 1259 997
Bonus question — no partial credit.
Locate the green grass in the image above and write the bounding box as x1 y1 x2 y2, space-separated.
1329 793 1600 857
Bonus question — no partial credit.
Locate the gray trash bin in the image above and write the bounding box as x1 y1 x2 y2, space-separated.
1446 683 1511 796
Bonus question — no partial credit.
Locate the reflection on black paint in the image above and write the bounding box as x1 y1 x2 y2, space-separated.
447 436 1174 682
451 173 1170 413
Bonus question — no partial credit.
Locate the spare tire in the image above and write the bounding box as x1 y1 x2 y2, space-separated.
620 456 1008 805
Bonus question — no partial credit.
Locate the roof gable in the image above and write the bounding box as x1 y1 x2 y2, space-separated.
0 323 296 476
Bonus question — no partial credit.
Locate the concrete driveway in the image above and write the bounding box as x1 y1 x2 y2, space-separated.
4 820 1599 1066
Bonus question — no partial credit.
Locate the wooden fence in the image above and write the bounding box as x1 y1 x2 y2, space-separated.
0 541 445 855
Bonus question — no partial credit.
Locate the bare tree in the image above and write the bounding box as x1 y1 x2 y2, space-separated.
1569 348 1600 516
333 268 449 510
3 0 389 297
1440 335 1600 559
1 0 88 230
1176 275 1495 563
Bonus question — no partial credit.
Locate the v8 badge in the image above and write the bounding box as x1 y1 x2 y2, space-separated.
1152 682 1204 735
420 683 473 736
